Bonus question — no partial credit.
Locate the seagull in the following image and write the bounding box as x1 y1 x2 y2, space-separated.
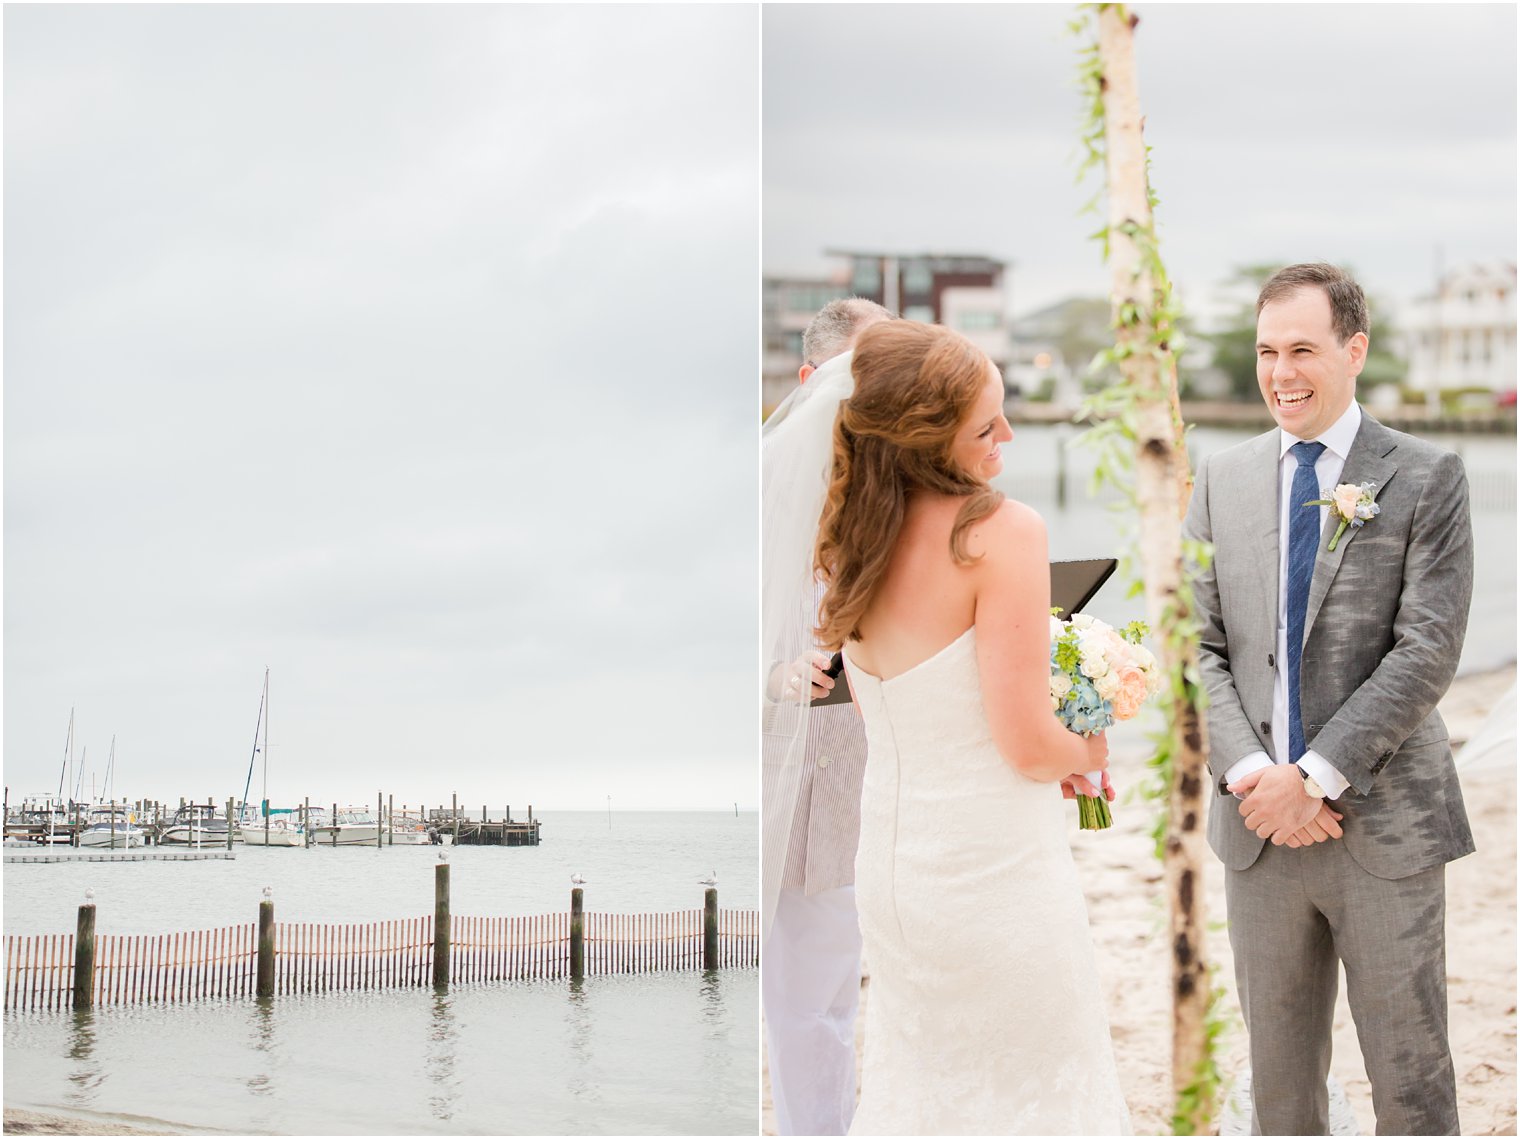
698 870 718 887
570 873 586 886
84 887 95 903
262 885 273 900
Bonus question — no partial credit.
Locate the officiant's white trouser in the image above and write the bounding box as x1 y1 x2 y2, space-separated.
763 886 862 1136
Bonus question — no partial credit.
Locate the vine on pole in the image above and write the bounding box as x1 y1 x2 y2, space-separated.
1071 4 1225 1133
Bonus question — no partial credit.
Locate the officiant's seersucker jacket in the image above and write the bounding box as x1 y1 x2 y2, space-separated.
1183 410 1475 878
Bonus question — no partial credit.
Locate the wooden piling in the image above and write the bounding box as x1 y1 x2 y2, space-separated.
388 794 394 847
331 803 338 847
73 902 95 1011
377 791 383 850
703 888 718 970
257 896 274 999
570 888 584 979
433 861 450 990
304 797 311 847
225 798 235 850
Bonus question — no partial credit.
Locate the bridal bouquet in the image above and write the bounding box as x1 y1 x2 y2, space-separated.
1049 612 1164 830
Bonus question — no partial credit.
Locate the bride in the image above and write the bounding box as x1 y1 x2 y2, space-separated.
768 319 1131 1134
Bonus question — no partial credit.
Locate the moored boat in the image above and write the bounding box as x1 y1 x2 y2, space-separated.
308 808 382 846
77 805 146 848
159 803 239 846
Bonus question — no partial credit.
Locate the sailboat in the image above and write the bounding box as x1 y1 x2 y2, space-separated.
240 669 303 848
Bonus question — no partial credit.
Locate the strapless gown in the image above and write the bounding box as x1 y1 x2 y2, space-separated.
842 627 1131 1135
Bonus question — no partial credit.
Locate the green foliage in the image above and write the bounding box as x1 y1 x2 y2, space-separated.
1053 633 1082 675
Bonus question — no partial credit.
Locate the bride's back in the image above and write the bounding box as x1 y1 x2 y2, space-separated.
849 492 984 682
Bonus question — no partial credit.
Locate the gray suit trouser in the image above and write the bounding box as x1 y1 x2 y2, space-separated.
1226 839 1459 1135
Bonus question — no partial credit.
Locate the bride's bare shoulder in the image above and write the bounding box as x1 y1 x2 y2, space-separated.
968 499 1047 558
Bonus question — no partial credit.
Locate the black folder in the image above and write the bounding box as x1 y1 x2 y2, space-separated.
813 558 1119 707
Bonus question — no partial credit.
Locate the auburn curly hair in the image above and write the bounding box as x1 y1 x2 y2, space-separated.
814 321 1005 651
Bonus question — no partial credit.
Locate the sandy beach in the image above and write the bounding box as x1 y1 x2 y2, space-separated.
762 664 1517 1135
1 1107 193 1136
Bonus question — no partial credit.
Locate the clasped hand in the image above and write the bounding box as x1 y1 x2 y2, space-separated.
1228 765 1344 847
771 650 835 702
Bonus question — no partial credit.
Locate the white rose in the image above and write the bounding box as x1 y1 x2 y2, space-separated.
1071 613 1096 630
1050 674 1073 700
1095 671 1122 700
1079 648 1110 679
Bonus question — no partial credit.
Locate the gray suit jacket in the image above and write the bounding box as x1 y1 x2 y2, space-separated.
1183 411 1475 878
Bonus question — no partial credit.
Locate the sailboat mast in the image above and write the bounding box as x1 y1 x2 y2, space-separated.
240 671 267 818
104 735 116 804
58 708 73 801
261 669 269 823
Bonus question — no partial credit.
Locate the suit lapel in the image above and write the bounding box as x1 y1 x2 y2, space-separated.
1303 415 1398 643
1245 431 1282 625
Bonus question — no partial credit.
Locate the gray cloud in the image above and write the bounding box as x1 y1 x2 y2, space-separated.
6 5 758 811
763 4 1516 317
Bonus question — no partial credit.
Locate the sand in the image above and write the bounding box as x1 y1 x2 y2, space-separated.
1 1108 190 1136
762 665 1518 1135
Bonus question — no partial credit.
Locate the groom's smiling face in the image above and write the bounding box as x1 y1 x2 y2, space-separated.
1255 287 1368 440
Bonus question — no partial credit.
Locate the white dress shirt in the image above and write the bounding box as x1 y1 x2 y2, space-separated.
1223 400 1361 800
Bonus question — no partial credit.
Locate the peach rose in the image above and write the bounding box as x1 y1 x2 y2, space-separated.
1112 664 1150 720
1332 483 1361 520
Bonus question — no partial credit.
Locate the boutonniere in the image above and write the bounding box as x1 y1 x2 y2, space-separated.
1304 481 1380 552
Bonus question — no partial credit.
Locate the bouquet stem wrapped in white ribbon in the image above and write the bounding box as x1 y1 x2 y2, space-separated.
1049 612 1164 830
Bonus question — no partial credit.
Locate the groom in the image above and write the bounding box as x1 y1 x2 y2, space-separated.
763 296 891 1137
1184 263 1473 1134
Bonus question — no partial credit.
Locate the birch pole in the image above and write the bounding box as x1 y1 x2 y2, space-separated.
1084 5 1216 1131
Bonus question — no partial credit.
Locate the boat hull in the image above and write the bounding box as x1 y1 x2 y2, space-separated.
78 828 145 849
242 828 304 848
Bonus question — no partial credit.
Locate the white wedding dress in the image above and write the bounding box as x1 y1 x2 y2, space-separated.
843 627 1131 1135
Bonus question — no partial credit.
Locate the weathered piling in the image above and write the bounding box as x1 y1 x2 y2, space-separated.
225 798 235 851
433 860 451 990
388 794 394 847
376 790 383 850
703 888 718 970
72 898 95 1011
257 892 275 999
304 797 311 847
570 888 585 979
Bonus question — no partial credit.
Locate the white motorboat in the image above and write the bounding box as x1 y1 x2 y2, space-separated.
159 803 239 846
387 821 452 846
241 815 306 847
78 806 145 849
308 808 382 846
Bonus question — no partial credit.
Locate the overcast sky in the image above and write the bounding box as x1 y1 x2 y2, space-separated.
764 3 1516 324
5 6 759 812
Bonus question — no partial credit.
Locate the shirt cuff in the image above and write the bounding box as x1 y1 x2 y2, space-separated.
1223 752 1274 798
1297 750 1350 801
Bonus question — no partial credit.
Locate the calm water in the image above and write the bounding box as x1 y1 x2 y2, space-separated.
4 811 759 1133
4 810 757 935
998 425 1517 676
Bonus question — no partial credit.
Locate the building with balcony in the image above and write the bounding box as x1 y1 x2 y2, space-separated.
761 251 1013 414
1403 263 1517 398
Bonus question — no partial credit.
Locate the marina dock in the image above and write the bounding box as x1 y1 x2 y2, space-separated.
4 848 236 864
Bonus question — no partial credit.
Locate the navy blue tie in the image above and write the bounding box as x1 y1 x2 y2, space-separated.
1286 440 1326 764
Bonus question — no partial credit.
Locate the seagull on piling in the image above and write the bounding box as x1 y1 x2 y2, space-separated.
698 870 718 887
570 873 586 886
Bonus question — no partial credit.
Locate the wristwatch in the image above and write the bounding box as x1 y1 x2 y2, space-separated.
1296 764 1327 799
